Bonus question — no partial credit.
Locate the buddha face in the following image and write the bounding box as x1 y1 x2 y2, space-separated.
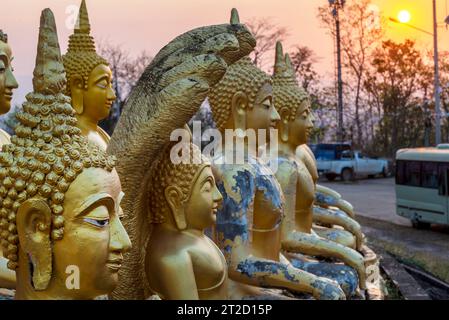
74 64 116 122
35 167 131 298
184 166 223 231
0 40 18 114
245 82 280 135
288 99 315 146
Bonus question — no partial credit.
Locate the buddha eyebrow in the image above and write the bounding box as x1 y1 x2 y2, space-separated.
200 176 213 185
94 74 111 83
116 191 125 216
74 193 115 218
256 95 272 105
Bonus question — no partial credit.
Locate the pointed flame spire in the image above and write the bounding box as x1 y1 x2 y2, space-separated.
274 41 286 75
75 0 91 34
32 8 66 95
230 8 240 25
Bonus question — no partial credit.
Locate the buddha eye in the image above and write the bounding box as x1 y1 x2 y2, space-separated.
202 180 213 192
96 80 108 89
84 217 110 228
262 99 271 110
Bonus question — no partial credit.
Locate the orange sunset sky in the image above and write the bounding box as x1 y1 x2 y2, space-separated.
1 0 449 106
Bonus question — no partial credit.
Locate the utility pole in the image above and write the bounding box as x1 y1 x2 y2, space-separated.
433 0 442 145
329 0 345 142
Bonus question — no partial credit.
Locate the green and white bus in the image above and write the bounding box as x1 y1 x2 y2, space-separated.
395 145 449 229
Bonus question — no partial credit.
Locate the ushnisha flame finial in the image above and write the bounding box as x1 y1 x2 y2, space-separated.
230 8 240 25
32 8 66 95
75 0 91 34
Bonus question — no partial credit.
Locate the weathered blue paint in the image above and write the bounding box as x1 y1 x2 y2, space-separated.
310 278 345 300
290 258 358 297
215 169 254 244
254 164 283 211
323 230 341 242
237 260 299 283
215 161 284 243
315 192 338 206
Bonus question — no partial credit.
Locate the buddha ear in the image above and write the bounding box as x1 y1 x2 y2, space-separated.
69 75 85 115
231 91 248 135
165 186 187 230
279 108 290 142
16 199 53 291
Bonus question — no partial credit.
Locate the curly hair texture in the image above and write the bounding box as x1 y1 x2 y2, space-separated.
0 8 116 270
208 57 272 131
148 142 210 224
0 30 7 43
273 44 310 122
0 92 116 270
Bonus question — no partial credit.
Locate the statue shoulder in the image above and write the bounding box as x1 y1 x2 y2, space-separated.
97 126 111 144
297 145 319 180
0 129 11 147
276 156 299 172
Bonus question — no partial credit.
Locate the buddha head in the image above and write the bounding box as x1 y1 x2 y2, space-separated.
62 0 116 124
0 9 130 299
0 30 19 115
209 57 280 139
148 141 222 231
273 42 315 147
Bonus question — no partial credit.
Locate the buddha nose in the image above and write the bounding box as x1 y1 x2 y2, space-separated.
310 110 316 123
6 68 18 89
270 106 281 125
110 215 132 253
212 184 223 205
107 87 117 102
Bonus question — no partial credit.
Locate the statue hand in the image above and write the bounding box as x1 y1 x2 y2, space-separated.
312 278 346 300
315 184 355 218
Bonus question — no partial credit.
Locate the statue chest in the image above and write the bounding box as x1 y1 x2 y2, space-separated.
213 159 284 246
296 160 315 208
189 238 228 297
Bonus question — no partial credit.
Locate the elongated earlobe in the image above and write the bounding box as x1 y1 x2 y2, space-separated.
231 91 248 137
279 108 290 143
280 119 289 142
70 75 85 115
16 199 53 291
165 186 187 230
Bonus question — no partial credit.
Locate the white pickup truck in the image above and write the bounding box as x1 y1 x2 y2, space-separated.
317 150 389 181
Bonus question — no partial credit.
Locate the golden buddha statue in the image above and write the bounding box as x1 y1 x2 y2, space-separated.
0 8 131 299
294 142 362 247
272 42 367 296
62 0 116 151
145 141 227 299
0 29 19 290
207 54 345 299
109 9 257 300
0 30 18 149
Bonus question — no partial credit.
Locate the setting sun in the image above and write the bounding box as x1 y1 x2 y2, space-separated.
397 10 411 23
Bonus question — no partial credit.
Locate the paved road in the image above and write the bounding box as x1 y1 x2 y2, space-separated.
320 177 449 284
320 177 411 226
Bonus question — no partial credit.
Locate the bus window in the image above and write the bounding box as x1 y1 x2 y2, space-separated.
404 161 421 186
438 164 449 196
396 160 405 184
421 162 438 189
